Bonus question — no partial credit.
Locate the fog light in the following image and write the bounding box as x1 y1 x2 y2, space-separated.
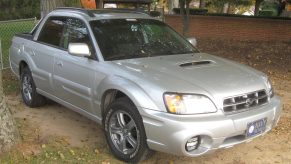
185 136 200 152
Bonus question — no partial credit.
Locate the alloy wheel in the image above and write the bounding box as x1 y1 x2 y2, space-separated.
22 75 33 102
108 110 139 155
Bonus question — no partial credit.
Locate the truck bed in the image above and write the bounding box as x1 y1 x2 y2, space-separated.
15 33 34 40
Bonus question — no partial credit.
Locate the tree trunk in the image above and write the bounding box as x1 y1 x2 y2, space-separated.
96 0 103 9
41 0 65 18
179 0 190 36
179 0 186 36
167 0 179 14
223 3 229 13
0 71 20 153
254 0 263 16
199 0 205 9
185 0 190 37
227 3 231 14
220 5 224 13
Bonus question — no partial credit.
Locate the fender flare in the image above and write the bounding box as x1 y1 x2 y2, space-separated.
96 75 161 113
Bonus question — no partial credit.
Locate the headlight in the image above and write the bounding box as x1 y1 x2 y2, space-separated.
263 76 274 98
164 93 217 114
266 78 274 98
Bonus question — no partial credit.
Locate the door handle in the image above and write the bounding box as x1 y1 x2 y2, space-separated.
56 61 63 67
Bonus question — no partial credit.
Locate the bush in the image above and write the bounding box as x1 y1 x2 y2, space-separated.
0 0 40 20
173 8 208 15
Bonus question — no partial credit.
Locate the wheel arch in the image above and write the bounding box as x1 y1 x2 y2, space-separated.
102 92 153 162
19 60 29 76
97 76 160 119
101 89 133 118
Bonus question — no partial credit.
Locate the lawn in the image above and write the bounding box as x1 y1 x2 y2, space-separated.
0 19 36 69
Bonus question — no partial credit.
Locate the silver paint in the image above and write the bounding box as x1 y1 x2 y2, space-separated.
9 9 282 157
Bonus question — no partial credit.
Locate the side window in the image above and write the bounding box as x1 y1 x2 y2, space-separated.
60 18 92 50
38 17 66 47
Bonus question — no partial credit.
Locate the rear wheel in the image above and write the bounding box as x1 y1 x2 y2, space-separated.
103 97 152 163
20 67 46 107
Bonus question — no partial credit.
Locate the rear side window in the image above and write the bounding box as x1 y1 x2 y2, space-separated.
38 17 66 47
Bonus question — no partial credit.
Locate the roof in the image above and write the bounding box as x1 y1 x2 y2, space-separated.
92 8 149 15
52 7 152 20
55 7 149 16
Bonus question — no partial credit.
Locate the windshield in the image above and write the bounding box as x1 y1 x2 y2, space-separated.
90 19 198 61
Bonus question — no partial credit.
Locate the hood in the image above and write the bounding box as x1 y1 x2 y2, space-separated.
110 53 267 107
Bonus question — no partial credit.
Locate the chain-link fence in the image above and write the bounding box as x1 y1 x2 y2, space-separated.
0 18 37 70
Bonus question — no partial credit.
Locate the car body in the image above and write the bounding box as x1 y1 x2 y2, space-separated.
9 8 282 162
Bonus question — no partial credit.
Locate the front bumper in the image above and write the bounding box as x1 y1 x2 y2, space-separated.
140 96 282 157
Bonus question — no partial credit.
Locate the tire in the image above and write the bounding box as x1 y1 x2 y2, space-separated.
20 67 46 107
103 97 152 163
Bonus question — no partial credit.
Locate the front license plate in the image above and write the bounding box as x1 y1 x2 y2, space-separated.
246 118 267 138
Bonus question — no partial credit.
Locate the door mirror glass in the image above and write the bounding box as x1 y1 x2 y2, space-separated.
68 43 91 57
187 37 197 47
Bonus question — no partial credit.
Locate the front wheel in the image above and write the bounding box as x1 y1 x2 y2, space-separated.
103 97 152 163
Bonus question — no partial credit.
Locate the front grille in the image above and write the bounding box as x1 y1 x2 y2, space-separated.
223 90 268 114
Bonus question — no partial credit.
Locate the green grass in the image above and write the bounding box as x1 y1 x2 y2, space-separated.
2 69 20 95
0 19 36 68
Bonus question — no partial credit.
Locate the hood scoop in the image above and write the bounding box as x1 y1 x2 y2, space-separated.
179 60 213 67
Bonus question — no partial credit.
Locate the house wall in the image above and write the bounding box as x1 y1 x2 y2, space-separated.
165 15 291 41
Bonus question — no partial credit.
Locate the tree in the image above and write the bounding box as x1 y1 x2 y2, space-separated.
0 0 40 20
206 0 252 14
41 0 65 18
0 71 20 153
199 0 205 8
254 0 264 15
168 0 179 14
179 0 191 36
40 0 82 18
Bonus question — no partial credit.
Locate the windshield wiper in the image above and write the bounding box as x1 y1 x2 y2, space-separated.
106 53 150 61
178 50 195 54
106 54 132 60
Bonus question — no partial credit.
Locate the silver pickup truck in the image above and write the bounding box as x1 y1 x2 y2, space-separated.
10 8 282 163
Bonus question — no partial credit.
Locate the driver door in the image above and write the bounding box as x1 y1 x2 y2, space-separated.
53 17 98 114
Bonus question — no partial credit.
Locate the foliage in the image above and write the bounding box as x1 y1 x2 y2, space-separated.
0 0 40 20
64 0 82 7
173 8 208 14
254 0 264 15
258 0 279 16
206 0 253 13
0 0 81 21
0 19 36 69
210 0 252 7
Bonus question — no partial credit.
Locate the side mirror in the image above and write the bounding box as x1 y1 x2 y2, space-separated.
187 38 197 47
68 43 91 57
